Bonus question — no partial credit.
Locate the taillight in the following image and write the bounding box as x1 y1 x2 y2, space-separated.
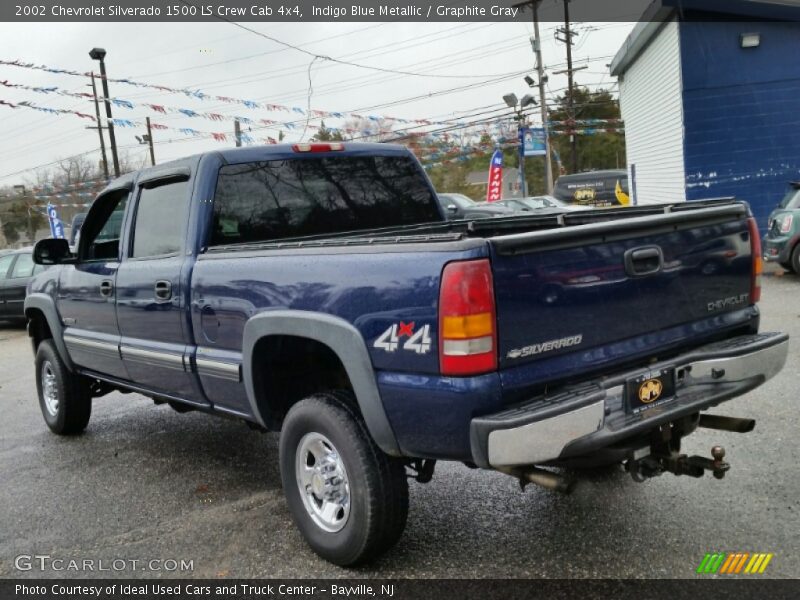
292 142 344 152
780 214 794 233
747 217 762 304
439 259 497 376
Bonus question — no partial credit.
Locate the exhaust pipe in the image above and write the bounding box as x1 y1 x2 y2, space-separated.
498 466 575 494
698 414 756 433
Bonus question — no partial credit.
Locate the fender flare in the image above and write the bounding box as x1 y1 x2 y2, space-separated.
24 293 74 371
242 310 401 456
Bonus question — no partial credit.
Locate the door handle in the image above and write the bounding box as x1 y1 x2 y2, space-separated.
99 280 114 297
154 280 172 301
624 246 664 277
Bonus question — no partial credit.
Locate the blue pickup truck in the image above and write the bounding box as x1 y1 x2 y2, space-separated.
26 142 788 565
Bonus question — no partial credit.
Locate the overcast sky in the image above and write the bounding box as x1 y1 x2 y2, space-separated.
0 9 644 187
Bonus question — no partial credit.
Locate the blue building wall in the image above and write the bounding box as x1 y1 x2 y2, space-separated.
680 19 800 231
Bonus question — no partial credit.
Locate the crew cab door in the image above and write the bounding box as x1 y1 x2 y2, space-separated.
115 171 207 405
4 252 39 318
58 188 129 379
0 254 15 317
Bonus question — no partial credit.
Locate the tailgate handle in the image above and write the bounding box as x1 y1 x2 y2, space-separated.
624 246 663 277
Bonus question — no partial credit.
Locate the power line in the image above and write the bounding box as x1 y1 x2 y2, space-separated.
178 0 509 80
130 22 457 80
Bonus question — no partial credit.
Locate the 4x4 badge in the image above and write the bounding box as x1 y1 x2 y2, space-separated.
374 322 432 355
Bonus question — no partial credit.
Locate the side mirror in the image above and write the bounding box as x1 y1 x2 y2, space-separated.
33 238 74 265
447 204 458 214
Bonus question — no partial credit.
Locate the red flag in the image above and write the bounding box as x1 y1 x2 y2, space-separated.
486 149 503 203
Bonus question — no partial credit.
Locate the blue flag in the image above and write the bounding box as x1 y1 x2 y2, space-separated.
47 203 65 239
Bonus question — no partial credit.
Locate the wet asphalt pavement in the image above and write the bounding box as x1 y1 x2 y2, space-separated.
0 273 798 580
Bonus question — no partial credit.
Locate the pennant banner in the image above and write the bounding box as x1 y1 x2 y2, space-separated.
0 64 459 127
0 96 519 147
31 178 110 193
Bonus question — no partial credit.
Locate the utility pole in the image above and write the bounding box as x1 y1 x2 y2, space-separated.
145 117 156 166
556 0 578 173
234 119 242 147
513 0 555 192
517 109 526 198
89 48 120 177
532 1 553 194
96 64 120 176
88 71 109 179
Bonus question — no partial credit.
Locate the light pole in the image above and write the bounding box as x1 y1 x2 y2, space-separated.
89 47 120 177
503 92 537 198
87 72 109 179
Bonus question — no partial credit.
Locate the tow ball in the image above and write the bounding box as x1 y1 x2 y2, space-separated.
626 414 753 482
627 445 731 482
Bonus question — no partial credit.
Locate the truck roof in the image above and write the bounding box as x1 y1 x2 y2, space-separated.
215 142 411 163
98 142 415 196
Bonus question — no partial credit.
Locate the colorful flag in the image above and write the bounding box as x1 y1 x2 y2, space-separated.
46 203 65 239
486 149 504 203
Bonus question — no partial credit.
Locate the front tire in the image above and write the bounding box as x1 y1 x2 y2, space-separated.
791 244 800 274
35 339 91 434
279 392 408 566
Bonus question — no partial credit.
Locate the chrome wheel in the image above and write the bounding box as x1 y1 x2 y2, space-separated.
41 361 59 416
295 432 351 533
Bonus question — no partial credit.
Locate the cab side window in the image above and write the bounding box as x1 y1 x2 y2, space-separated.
0 255 14 279
130 180 189 258
79 191 129 261
10 253 34 278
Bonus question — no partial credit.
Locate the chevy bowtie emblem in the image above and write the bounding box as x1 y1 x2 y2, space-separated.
638 379 663 403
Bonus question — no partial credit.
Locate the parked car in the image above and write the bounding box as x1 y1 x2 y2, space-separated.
498 195 592 214
0 247 48 320
436 192 513 219
68 212 87 252
553 169 630 207
763 181 800 272
462 202 516 219
26 142 786 566
436 193 476 220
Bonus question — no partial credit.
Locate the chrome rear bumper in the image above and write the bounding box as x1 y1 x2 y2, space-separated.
470 332 789 468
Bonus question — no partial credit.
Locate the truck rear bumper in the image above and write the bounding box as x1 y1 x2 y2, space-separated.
470 332 788 468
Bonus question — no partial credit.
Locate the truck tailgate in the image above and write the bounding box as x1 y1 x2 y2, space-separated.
488 203 756 369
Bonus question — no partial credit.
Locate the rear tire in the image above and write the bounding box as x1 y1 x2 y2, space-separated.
35 339 91 434
279 391 409 566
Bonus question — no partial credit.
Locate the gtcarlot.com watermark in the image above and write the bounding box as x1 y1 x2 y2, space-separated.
14 554 194 573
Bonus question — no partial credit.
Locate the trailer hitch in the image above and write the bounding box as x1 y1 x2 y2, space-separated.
628 445 730 481
625 413 749 482
663 446 730 479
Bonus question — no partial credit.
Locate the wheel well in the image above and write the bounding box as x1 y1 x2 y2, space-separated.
251 335 354 429
26 308 52 349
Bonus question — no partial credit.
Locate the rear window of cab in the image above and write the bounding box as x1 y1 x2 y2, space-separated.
209 155 440 246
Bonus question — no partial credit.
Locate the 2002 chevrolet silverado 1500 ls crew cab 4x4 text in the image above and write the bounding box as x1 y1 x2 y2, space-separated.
25 142 788 565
